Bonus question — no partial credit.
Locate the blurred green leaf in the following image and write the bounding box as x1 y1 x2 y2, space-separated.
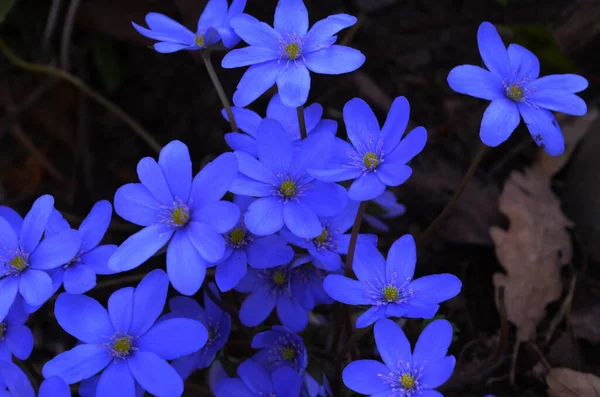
0 0 17 23
91 35 124 94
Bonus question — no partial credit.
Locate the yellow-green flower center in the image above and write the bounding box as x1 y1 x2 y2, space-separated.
285 43 300 59
279 179 297 199
171 207 189 226
506 84 524 101
195 34 205 47
383 285 399 302
10 256 26 271
272 271 287 285
400 373 415 390
314 228 328 244
282 347 296 360
363 152 380 169
113 337 132 354
229 228 246 245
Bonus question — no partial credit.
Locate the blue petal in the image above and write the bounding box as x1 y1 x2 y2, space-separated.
348 172 386 201
129 269 169 336
293 130 334 171
374 319 412 370
237 359 274 394
78 200 112 252
356 306 386 328
0 360 35 397
107 224 173 272
303 181 347 217
137 157 174 206
393 301 439 319
42 344 112 384
379 96 410 154
230 174 272 196
385 234 416 284
158 140 192 203
384 126 427 166
225 133 258 157
39 377 70 397
128 351 183 397
507 44 539 81
419 356 456 389
20 194 54 254
216 249 247 291
96 360 135 397
235 268 261 293
225 107 262 136
303 45 365 75
113 183 160 226
279 227 311 249
137 318 208 360
291 273 316 310
276 63 311 108
477 22 511 78
343 98 380 148
303 14 357 53
342 360 390 395
0 277 19 320
190 152 238 210
413 319 453 363
55 293 114 343
187 222 226 263
29 229 80 270
276 295 308 331
303 103 324 134
5 324 33 360
415 390 444 397
194 201 240 233
204 282 226 321
78 376 99 397
233 61 281 108
352 241 385 281
228 14 282 48
81 245 118 275
108 287 134 333
246 234 294 268
312 118 338 135
409 274 462 304
272 367 303 396
283 200 322 238
171 351 201 380
0 216 18 252
527 74 588 93
167 230 207 295
239 289 276 327
528 89 587 116
377 164 412 187
222 46 280 67
274 0 308 36
216 26 241 48
215 378 254 397
145 13 195 44
323 275 370 305
0 206 22 235
63 264 96 294
310 248 343 271
154 42 194 53
198 0 228 28
480 98 520 147
266 93 298 130
518 102 564 156
19 269 53 306
5 300 27 324
245 197 285 236
169 296 204 319
257 118 296 173
132 21 187 43
308 146 363 183
447 65 504 100
235 150 277 182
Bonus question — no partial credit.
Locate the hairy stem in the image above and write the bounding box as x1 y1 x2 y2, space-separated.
297 106 307 139
201 51 237 132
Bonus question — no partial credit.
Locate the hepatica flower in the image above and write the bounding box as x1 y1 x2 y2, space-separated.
132 0 246 53
343 319 455 396
0 302 33 361
0 195 80 320
281 200 377 271
290 257 335 310
224 93 338 157
215 195 294 292
168 285 231 380
0 360 35 397
43 269 208 397
323 234 462 328
215 359 302 397
109 141 240 296
222 0 365 107
309 97 427 201
231 118 347 239
252 325 308 373
236 262 309 331
447 22 588 156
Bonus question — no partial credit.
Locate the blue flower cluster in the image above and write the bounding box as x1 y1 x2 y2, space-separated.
0 0 588 395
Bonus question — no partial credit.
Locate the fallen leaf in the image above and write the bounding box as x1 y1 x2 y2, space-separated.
491 166 573 341
546 368 600 397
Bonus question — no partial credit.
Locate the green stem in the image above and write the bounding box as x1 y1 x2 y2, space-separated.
344 201 368 276
201 51 237 132
297 106 307 139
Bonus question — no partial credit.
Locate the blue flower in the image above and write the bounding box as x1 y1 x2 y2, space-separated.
0 302 33 361
281 200 377 271
236 262 309 331
0 195 80 320
39 377 70 397
109 141 240 296
223 93 338 157
132 0 247 53
215 195 294 291
343 319 456 396
43 269 208 397
215 359 302 397
231 118 347 239
447 22 588 156
323 234 462 328
78 375 144 397
309 97 427 201
168 284 231 380
363 190 407 232
0 360 35 397
290 256 335 310
252 325 308 373
222 0 365 107
44 201 118 294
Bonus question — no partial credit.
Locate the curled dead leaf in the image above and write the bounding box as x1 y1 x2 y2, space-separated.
546 368 600 397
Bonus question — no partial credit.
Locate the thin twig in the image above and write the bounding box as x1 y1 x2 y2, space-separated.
545 274 577 343
509 340 520 386
492 285 509 365
0 39 162 153
297 106 307 139
201 51 237 132
60 0 81 70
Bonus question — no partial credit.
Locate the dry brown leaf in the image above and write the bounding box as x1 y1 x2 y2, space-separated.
547 368 600 397
491 167 573 341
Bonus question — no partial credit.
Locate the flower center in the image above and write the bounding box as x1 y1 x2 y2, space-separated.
230 228 246 245
314 228 328 244
285 43 300 59
383 285 399 302
194 33 205 47
171 206 190 226
506 83 524 101
400 373 415 390
281 347 296 360
10 255 27 271
279 179 297 199
272 271 287 285
0 323 5 339
113 337 132 354
363 152 380 170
